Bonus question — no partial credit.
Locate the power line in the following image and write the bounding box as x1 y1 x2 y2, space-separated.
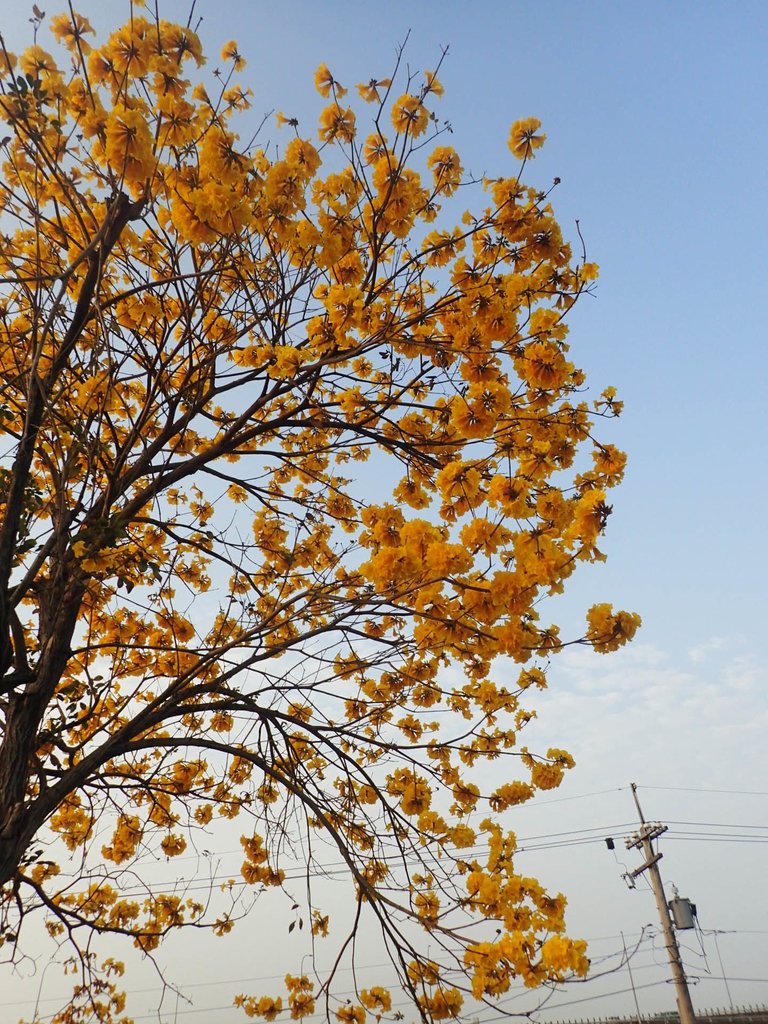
38 821 768 902
478 979 672 1020
667 837 768 845
13 789 767 1017
0 927 660 1012
667 820 768 829
693 976 768 984
13 930 768 1020
638 785 768 797
517 785 630 806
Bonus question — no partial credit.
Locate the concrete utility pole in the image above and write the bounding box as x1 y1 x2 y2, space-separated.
625 783 696 1024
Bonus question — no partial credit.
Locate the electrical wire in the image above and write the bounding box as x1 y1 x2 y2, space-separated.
33 817 767 903
666 820 768 829
0 927 658 1011
11 788 767 1018
16 932 768 1022
476 979 673 1020
637 785 768 797
667 837 768 844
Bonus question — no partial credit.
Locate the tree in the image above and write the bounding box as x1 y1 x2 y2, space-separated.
0 6 640 1022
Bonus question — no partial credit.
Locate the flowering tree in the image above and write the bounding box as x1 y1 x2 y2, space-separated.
0 6 639 1022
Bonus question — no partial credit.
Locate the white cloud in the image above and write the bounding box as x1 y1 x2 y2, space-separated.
688 636 728 663
519 639 768 794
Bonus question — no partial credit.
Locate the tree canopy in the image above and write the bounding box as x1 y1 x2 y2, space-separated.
0 6 639 1022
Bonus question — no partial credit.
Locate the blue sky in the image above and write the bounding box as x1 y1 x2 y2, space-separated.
168 0 768 652
1 1 766 1020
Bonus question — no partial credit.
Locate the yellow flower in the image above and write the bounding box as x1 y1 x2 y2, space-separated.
157 97 197 147
418 988 463 1020
158 22 204 66
427 145 462 195
161 833 187 857
220 40 246 69
357 78 390 103
414 890 440 925
50 796 92 851
360 988 391 1013
19 45 57 77
518 339 569 391
423 70 444 97
530 761 563 791
105 19 153 76
211 711 234 732
401 776 431 816
391 94 429 137
194 804 213 825
314 62 346 97
335 1005 365 1024
258 997 283 1021
50 12 95 53
289 992 315 1020
508 117 546 160
227 483 248 503
267 345 308 379
452 780 480 811
363 133 388 164
548 747 575 768
580 261 600 281
318 105 356 145
586 603 642 653
540 935 588 974
102 814 142 863
104 107 155 182
285 137 321 175
489 781 534 810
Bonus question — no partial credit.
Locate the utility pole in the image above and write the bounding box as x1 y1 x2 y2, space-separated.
625 783 696 1024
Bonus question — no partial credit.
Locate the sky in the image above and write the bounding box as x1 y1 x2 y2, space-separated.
1 1 767 1021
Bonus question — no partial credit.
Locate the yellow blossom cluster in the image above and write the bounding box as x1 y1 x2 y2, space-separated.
0 11 636 1024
